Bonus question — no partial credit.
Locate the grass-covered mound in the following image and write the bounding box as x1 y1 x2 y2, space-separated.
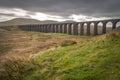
21 32 120 80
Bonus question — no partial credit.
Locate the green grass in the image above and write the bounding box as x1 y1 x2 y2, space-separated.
21 32 120 80
0 26 120 80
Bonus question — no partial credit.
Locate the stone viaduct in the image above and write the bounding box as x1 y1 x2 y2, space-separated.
18 19 120 35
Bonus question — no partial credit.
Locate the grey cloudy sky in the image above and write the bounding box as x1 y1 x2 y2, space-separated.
0 0 120 22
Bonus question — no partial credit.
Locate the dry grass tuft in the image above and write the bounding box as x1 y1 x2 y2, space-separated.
0 56 35 80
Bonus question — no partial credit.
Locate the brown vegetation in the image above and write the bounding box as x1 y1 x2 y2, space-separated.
0 27 94 62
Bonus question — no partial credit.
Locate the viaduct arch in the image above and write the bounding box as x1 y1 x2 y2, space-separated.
18 19 120 36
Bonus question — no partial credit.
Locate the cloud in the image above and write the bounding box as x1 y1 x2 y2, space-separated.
0 0 120 18
30 12 66 22
0 0 120 23
0 8 28 17
0 8 67 22
0 0 120 17
68 14 110 22
0 8 30 21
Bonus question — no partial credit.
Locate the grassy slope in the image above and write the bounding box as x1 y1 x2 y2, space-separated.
0 27 92 80
22 32 120 80
0 27 120 80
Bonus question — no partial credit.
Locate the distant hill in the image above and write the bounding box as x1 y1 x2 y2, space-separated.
0 18 58 26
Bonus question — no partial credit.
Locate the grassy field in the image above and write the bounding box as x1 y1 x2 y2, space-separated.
24 32 120 80
0 27 92 59
0 26 120 80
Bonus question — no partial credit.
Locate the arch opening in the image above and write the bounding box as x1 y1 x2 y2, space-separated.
57 24 60 33
71 24 74 35
106 21 113 33
51 25 53 33
83 23 87 35
66 24 69 34
97 22 103 35
90 23 94 35
116 21 120 28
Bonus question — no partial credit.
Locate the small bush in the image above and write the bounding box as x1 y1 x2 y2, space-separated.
106 32 120 40
61 40 77 47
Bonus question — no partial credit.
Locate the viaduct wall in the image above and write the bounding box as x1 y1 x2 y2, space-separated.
18 19 120 35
